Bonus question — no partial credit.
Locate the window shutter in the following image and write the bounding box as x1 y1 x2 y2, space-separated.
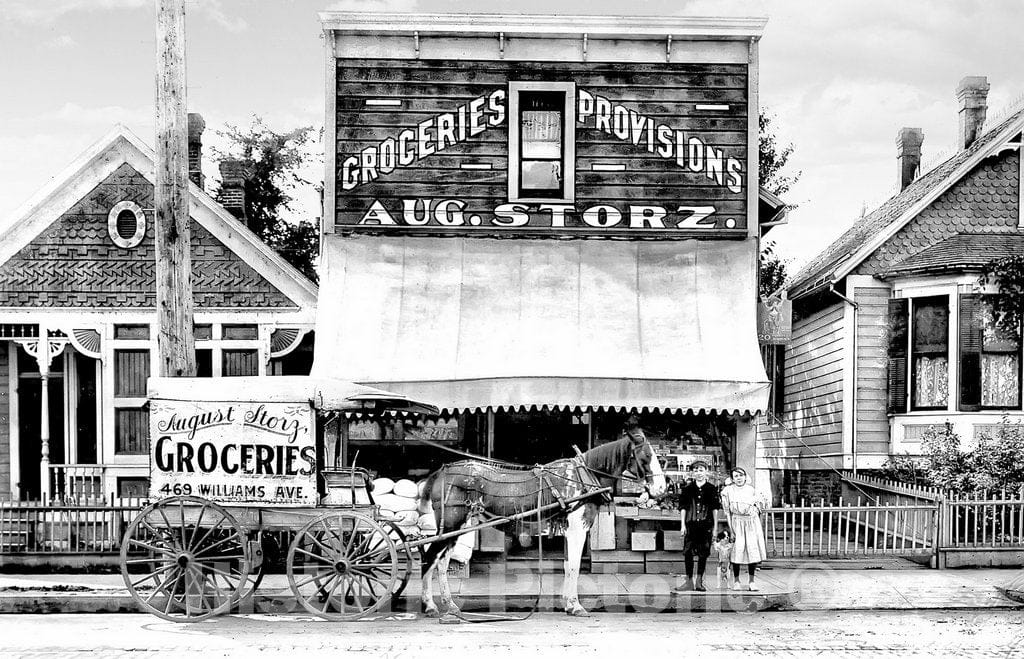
887 298 909 413
959 293 983 411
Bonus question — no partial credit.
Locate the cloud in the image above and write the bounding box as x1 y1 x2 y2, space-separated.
43 34 77 49
326 0 418 12
196 0 248 34
44 102 153 127
5 0 147 24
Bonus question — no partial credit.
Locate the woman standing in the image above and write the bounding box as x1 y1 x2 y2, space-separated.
720 467 768 591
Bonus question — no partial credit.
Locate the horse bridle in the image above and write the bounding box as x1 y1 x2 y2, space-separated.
625 430 654 492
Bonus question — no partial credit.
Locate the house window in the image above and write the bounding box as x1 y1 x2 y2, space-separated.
222 349 258 377
911 296 949 410
508 82 575 203
960 294 1022 410
113 347 150 455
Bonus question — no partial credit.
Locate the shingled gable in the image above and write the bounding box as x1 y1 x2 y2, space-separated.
788 106 1024 299
0 125 318 309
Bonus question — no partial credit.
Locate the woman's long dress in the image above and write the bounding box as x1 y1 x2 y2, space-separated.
720 484 767 564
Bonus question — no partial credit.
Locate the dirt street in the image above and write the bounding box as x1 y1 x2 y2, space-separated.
0 610 1020 658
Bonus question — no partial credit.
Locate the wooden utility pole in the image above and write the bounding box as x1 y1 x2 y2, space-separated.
155 0 196 377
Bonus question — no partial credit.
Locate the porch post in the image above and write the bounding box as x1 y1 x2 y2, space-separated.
39 368 50 503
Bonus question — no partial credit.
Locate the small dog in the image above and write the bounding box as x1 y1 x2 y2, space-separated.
711 531 734 589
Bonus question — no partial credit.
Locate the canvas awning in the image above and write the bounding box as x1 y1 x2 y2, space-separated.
313 235 769 415
148 376 439 415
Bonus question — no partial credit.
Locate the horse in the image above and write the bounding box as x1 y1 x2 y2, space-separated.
416 430 667 617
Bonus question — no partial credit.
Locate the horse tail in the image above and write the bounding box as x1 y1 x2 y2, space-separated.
417 470 439 516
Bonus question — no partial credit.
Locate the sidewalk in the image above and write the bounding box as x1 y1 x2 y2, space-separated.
0 565 1019 615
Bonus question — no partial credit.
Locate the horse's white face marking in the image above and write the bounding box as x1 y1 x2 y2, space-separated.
646 444 668 498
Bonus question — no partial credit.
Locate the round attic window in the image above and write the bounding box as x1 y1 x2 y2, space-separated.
107 201 146 248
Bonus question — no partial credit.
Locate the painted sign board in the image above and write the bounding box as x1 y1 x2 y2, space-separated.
335 67 750 237
149 399 317 506
757 296 792 345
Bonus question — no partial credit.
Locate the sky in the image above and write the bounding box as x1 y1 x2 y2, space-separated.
2 0 1023 272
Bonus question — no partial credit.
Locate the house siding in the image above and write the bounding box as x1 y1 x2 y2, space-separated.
761 302 845 459
0 348 9 501
0 163 296 309
855 150 1020 276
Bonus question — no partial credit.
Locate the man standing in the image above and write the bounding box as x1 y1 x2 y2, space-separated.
675 461 720 591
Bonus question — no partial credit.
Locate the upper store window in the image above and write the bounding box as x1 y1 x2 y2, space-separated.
508 82 575 203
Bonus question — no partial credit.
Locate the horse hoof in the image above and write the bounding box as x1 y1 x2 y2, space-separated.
423 607 441 618
565 606 590 617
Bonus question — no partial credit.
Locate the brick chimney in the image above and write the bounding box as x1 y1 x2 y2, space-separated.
896 127 923 191
187 113 205 188
218 159 248 224
956 76 990 150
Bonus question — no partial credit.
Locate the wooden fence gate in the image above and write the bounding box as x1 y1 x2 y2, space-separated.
764 501 939 561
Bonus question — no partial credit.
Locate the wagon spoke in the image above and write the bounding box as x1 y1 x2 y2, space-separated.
193 533 242 558
352 567 388 593
141 566 180 600
130 563 177 589
308 532 341 561
293 567 336 590
293 546 335 566
343 517 364 554
188 502 208 553
154 505 182 552
319 518 345 549
190 513 228 558
320 575 344 613
128 538 176 556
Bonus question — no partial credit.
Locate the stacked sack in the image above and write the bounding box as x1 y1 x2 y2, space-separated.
373 477 437 537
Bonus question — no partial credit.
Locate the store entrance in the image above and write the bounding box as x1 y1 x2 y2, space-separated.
491 409 589 465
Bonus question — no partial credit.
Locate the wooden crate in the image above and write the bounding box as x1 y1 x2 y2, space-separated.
589 510 616 551
645 550 687 575
591 561 646 574
630 531 657 551
663 532 686 551
478 527 506 553
590 549 645 574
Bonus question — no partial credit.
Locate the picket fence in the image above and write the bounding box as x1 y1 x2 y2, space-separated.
764 472 1024 565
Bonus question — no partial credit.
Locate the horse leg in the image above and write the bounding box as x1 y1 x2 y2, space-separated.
419 542 445 617
562 506 590 617
435 542 462 616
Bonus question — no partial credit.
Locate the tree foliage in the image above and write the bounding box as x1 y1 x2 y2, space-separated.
213 118 321 284
759 112 801 197
882 421 1024 494
757 111 800 297
759 240 788 298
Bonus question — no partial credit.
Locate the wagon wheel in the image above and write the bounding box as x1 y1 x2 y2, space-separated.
120 496 251 621
380 520 415 598
287 511 399 621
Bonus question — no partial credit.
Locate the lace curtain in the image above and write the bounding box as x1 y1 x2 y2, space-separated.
914 356 948 407
981 354 1020 407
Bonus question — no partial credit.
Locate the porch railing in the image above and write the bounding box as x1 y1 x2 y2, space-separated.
48 464 108 503
0 497 144 554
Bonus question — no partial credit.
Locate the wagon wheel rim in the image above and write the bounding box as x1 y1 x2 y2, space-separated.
380 520 414 598
120 496 251 622
287 512 398 621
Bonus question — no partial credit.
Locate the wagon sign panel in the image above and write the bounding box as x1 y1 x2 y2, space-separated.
149 400 317 506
